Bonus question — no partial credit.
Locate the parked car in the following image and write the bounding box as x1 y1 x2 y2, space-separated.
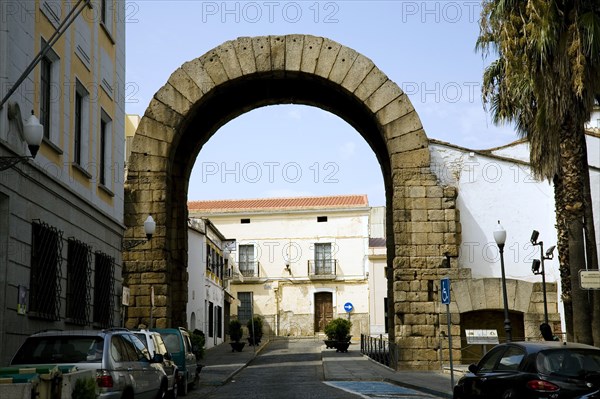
10 328 169 399
453 341 600 399
134 329 179 398
154 327 198 396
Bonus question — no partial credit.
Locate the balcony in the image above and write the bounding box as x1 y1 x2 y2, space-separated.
308 259 338 280
239 261 260 280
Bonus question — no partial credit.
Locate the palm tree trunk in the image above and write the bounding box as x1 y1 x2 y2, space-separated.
561 117 593 345
554 173 573 340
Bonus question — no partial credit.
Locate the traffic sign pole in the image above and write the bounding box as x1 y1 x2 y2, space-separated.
441 278 454 390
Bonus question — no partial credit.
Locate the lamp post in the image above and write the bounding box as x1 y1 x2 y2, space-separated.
530 230 555 326
122 215 156 250
494 221 512 342
1 105 44 171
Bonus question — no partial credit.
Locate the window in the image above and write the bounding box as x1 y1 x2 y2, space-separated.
497 346 525 371
66 238 92 324
40 56 51 139
29 221 63 320
93 251 114 328
216 305 222 338
74 81 89 167
99 110 112 186
237 292 252 324
241 218 250 224
208 301 214 338
239 245 254 276
314 243 332 274
39 39 59 141
478 346 505 372
317 216 328 222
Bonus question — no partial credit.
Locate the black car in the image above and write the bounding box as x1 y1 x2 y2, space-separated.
453 341 600 399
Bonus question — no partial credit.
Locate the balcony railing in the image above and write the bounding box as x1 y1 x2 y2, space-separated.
308 259 337 278
239 261 260 278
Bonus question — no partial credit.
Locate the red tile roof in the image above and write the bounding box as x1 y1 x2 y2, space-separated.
188 195 369 212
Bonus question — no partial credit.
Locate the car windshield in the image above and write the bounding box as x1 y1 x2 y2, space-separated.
161 333 181 354
134 333 149 348
537 349 600 378
11 336 104 365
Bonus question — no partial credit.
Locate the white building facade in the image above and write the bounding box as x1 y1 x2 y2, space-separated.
189 195 373 339
187 218 234 350
0 1 126 365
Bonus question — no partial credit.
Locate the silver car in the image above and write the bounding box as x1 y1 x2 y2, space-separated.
10 329 169 398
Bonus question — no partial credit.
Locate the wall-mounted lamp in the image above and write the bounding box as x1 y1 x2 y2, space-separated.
122 215 156 250
1 103 44 171
284 264 291 274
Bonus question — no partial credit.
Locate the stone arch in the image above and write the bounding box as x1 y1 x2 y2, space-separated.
124 34 461 369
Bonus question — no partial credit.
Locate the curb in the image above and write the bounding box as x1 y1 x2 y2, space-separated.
214 339 270 386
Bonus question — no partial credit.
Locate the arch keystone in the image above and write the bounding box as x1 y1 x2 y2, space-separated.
285 34 304 72
252 36 272 72
269 36 286 70
300 35 324 74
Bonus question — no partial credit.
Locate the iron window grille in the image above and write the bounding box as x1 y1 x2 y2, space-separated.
93 251 115 328
30 220 63 320
313 243 334 275
66 238 92 325
237 292 252 325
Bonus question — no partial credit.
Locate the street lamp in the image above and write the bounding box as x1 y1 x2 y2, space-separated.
1 104 44 171
494 220 512 342
122 215 156 250
530 230 555 326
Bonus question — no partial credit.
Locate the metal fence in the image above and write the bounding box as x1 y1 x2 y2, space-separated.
360 334 398 369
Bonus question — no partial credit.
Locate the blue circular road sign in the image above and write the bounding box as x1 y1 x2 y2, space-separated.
344 302 354 312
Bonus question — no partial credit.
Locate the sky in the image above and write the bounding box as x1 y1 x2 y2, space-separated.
125 1 518 206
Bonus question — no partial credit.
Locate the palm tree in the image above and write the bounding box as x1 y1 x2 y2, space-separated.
477 0 600 344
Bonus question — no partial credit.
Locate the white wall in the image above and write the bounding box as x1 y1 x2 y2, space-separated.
430 134 600 333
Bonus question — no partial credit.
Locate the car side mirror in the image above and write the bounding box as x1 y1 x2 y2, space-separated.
468 364 478 374
153 353 164 363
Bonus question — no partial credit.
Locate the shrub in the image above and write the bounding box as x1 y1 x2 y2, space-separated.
72 376 97 399
228 319 243 342
190 329 205 359
247 316 263 338
324 318 352 341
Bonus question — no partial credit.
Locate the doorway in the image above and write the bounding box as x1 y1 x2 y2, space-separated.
314 292 333 332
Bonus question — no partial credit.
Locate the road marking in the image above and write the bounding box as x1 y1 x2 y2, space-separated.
325 381 440 398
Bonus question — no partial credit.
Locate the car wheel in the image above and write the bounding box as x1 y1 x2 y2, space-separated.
178 375 188 396
156 380 167 399
170 378 178 399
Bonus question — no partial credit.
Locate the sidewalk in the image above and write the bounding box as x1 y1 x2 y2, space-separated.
195 338 455 398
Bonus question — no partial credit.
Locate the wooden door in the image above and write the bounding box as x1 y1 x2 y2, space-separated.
314 292 333 332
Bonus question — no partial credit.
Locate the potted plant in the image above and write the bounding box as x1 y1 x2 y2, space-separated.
228 319 245 352
247 316 263 346
324 318 352 352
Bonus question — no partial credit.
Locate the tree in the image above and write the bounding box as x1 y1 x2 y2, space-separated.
477 0 600 344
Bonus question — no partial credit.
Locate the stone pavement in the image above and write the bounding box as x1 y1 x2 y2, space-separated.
194 338 455 398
